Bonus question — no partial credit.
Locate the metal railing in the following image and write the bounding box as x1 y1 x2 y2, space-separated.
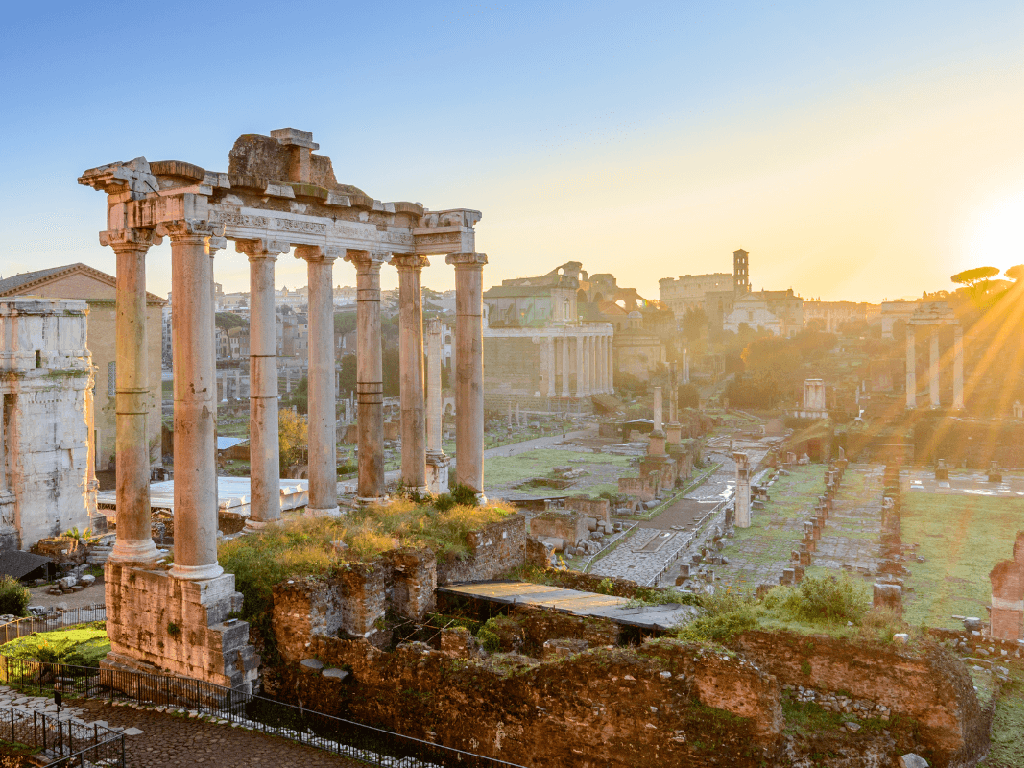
0 656 525 768
0 705 125 767
0 607 107 644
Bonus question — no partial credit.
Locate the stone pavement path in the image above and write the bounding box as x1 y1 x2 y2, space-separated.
74 700 363 768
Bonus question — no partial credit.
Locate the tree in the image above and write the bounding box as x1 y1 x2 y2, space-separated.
951 266 1000 291
1005 264 1024 282
215 312 248 330
278 408 308 475
681 306 707 342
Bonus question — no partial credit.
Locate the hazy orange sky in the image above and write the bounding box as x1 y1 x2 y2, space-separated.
2 2 1023 303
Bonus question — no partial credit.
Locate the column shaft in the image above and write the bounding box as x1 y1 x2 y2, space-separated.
107 234 158 563
164 222 222 580
446 253 487 497
929 328 940 408
953 325 965 410
560 335 570 397
905 326 917 409
426 319 444 454
240 240 286 525
575 334 585 396
348 251 386 501
300 247 339 514
393 255 428 492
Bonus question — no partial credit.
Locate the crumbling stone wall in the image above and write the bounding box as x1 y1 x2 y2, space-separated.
528 511 588 547
564 496 611 524
618 471 661 500
436 514 527 584
731 630 987 767
263 637 782 767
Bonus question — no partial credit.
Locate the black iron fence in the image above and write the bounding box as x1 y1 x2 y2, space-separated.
0 705 125 767
0 656 525 768
0 607 107 645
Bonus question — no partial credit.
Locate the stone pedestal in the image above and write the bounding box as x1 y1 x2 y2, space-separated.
104 562 258 691
446 253 487 499
298 246 340 516
104 229 160 564
348 251 388 503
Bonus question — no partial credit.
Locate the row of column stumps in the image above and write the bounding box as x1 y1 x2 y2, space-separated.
105 220 488 578
905 323 964 410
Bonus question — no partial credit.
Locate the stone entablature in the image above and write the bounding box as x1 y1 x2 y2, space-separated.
0 299 94 550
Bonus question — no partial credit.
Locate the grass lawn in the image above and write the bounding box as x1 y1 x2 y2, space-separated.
0 623 109 668
484 449 633 488
901 492 1024 629
981 666 1024 768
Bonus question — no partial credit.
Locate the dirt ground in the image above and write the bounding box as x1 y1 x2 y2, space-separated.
26 574 105 610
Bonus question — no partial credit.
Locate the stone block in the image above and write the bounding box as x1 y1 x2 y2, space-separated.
899 754 929 768
874 583 903 615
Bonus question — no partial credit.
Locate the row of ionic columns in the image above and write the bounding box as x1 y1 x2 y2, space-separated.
905 323 964 410
106 214 488 577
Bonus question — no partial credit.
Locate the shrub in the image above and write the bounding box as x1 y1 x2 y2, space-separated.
434 493 456 512
0 576 30 617
0 623 109 669
450 483 479 507
674 592 758 643
772 574 869 625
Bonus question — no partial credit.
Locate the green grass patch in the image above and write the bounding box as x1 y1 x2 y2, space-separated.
483 449 632 488
0 622 109 669
982 666 1024 767
900 492 1024 629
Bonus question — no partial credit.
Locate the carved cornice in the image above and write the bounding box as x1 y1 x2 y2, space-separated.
99 228 161 251
445 252 488 269
389 254 430 271
235 238 290 259
154 220 224 240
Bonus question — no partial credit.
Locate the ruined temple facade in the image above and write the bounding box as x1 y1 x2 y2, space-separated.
0 298 95 550
80 128 486 687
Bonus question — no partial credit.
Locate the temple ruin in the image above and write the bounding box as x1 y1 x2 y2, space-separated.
80 128 486 686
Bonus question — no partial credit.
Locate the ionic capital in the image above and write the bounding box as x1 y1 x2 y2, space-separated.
154 219 225 241
294 244 343 264
99 228 161 252
445 252 488 269
207 236 228 254
389 253 430 271
344 249 389 273
235 238 291 260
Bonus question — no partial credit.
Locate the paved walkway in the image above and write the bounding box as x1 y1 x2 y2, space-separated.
74 700 362 768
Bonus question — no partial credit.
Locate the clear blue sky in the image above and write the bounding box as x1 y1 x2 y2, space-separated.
2 1 1023 301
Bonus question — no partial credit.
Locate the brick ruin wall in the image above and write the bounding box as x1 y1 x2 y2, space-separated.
731 631 989 767
435 514 527 584
263 636 782 768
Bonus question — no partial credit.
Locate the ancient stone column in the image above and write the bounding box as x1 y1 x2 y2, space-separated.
346 250 388 502
575 334 585 397
929 327 941 408
237 239 288 528
953 324 964 410
653 386 663 433
392 254 429 493
560 335 570 397
297 245 341 516
905 325 917 409
589 337 597 393
669 361 679 423
425 318 449 493
734 451 751 528
683 348 690 384
446 252 488 498
101 229 160 564
159 220 223 580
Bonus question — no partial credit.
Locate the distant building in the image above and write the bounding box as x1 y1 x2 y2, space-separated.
483 264 613 409
0 263 164 472
0 298 95 550
660 273 733 320
613 311 666 381
724 289 804 337
803 300 868 333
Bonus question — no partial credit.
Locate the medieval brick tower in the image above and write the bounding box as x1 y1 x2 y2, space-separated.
733 249 750 294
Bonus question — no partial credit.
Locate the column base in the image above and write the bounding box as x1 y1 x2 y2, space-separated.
168 562 225 581
354 497 387 508
404 486 429 496
243 518 277 532
108 539 160 565
474 492 488 505
305 506 342 517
